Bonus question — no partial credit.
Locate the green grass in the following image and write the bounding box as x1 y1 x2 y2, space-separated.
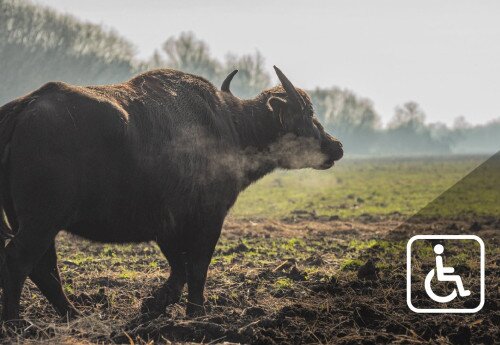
231 155 490 219
340 258 364 271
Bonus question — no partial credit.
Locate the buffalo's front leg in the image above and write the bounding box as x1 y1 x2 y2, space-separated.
185 221 222 316
29 242 79 319
141 240 187 315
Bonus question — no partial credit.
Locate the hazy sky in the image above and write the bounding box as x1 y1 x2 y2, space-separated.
34 0 499 126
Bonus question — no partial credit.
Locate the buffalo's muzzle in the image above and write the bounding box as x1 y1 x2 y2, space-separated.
320 139 343 169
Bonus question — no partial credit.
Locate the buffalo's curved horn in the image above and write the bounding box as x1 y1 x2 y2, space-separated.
273 65 305 110
221 70 238 94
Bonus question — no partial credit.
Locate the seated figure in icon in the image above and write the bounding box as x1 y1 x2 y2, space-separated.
434 244 470 297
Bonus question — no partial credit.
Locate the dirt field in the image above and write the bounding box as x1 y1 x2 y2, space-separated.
1 156 498 344
2 215 498 344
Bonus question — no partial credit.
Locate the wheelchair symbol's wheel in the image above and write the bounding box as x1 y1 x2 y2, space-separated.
424 269 457 303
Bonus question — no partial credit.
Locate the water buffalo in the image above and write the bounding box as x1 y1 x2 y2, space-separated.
0 66 343 321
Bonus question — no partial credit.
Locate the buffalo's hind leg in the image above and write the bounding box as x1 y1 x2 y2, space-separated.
1 223 58 321
29 242 79 320
141 240 187 315
1 104 79 322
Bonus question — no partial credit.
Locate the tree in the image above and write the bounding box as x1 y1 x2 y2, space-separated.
388 101 426 130
0 0 137 104
161 32 220 82
384 102 451 154
450 118 500 153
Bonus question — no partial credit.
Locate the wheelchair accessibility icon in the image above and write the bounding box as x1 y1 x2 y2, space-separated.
407 235 485 313
425 244 470 303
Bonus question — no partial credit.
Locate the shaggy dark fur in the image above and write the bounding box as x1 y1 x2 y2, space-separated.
0 66 342 321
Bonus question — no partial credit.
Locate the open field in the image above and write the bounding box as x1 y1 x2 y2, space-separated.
232 155 491 220
2 155 499 344
233 155 499 220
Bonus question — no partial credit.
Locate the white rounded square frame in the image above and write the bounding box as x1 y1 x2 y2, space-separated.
407 235 485 313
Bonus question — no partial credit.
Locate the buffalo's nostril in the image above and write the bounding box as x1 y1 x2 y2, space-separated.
322 140 343 162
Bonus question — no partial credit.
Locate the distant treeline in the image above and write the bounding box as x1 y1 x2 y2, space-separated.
1 0 498 155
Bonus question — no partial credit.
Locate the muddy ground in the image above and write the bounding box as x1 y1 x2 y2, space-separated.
1 216 498 344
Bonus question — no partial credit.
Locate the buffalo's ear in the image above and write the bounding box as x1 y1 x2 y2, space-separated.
267 96 287 113
267 96 287 126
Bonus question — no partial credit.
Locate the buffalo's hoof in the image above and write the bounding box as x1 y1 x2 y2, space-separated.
1 319 31 329
140 285 181 315
58 307 81 322
186 302 205 317
140 296 164 315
